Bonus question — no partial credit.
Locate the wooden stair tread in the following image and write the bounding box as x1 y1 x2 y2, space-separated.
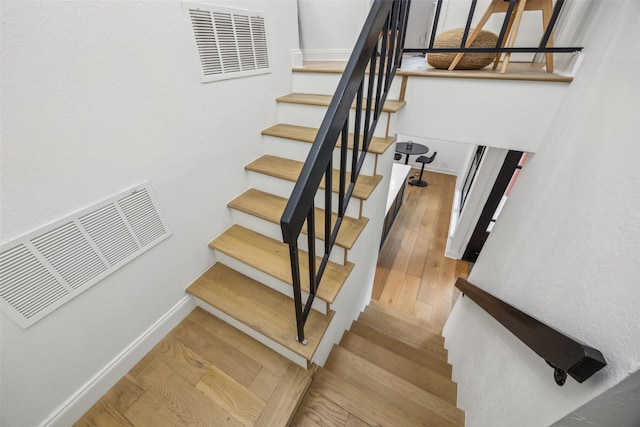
245 154 381 200
349 321 452 377
369 299 443 334
255 363 316 426
276 92 405 113
357 308 448 361
324 346 464 426
228 188 368 250
187 263 333 361
262 123 395 155
209 224 353 304
340 331 457 404
309 368 425 426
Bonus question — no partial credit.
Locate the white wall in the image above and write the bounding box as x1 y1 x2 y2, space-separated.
0 1 299 426
297 0 371 61
443 2 640 426
397 75 568 153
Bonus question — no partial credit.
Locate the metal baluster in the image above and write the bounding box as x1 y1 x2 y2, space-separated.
429 0 444 50
306 206 316 297
326 149 333 257
289 242 306 344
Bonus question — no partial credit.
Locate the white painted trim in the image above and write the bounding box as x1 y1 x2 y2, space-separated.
42 296 197 427
194 297 309 369
445 147 508 259
291 48 303 68
301 48 353 62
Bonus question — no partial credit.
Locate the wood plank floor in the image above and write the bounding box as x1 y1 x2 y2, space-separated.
74 308 312 426
372 169 469 330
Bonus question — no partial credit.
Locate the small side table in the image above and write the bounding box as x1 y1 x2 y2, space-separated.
395 142 429 165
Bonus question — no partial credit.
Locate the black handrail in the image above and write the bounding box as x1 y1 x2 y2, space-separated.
456 278 606 385
280 0 411 344
405 0 583 56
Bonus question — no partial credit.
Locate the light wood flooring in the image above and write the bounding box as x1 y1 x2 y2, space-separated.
298 59 572 83
74 308 313 426
373 169 469 330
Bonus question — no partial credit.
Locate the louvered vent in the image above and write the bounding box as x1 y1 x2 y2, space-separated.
185 3 271 82
0 184 170 329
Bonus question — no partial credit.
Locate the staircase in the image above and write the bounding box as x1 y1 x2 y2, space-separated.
76 59 466 425
186 62 403 369
293 301 464 426
182 62 464 424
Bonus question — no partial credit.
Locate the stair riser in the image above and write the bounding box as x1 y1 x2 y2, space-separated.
291 72 403 99
212 250 329 315
277 103 391 138
193 297 309 369
262 135 377 176
229 210 348 266
245 171 362 218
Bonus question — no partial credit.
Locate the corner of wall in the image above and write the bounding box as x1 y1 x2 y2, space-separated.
42 296 196 427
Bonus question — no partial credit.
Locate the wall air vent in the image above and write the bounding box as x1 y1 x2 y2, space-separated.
0 184 171 329
183 2 270 82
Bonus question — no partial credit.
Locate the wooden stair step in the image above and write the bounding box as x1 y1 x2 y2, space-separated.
228 188 368 250
307 368 425 426
349 321 452 378
340 331 457 404
262 123 396 155
324 345 464 426
276 92 405 113
357 308 448 361
245 154 382 200
255 363 316 426
187 263 333 362
209 224 353 304
369 299 443 334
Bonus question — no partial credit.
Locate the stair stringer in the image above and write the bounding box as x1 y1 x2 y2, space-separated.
310 145 395 366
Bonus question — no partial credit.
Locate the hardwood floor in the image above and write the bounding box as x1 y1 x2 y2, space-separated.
74 308 313 426
373 169 469 330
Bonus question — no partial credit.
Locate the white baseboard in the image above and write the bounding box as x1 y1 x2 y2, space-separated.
291 48 304 68
42 296 196 427
302 48 353 62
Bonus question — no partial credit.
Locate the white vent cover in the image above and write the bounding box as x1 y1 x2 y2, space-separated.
0 185 171 329
184 2 270 82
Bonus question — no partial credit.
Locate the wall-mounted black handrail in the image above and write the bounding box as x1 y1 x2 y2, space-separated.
456 277 606 385
404 0 583 56
280 0 411 344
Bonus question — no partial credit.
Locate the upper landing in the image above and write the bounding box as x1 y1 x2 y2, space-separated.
293 57 574 153
295 57 572 83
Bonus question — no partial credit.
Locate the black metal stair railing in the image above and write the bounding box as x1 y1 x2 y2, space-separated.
280 0 411 344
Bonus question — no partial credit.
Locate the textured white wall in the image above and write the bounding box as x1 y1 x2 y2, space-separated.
297 0 371 60
0 1 299 426
397 75 568 153
443 2 640 426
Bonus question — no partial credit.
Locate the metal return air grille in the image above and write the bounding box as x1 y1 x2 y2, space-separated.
186 3 270 82
0 185 170 328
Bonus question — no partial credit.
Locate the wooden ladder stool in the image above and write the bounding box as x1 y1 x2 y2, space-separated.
448 0 554 73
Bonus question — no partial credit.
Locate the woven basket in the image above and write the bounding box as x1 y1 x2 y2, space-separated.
427 28 498 70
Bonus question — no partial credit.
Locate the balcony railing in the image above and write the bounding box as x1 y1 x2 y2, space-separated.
280 0 411 344
404 0 583 72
